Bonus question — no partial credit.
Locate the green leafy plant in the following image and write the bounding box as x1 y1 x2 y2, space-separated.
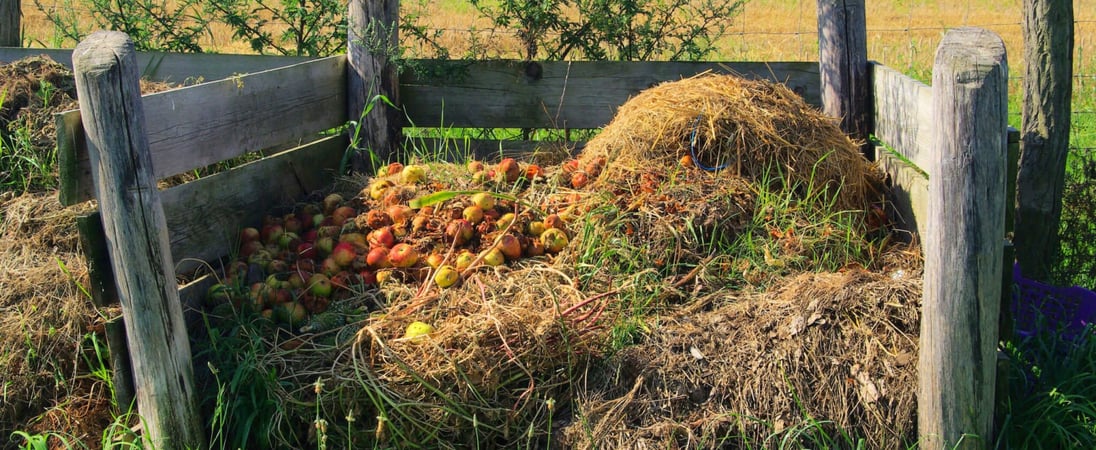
32 0 209 51
469 0 746 61
203 0 346 56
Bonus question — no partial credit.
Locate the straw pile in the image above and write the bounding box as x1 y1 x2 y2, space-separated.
580 73 881 212
558 267 923 449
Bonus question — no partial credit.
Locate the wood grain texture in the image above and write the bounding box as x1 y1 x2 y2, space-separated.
0 0 18 46
162 134 348 275
0 47 314 82
75 212 135 414
918 27 1008 450
870 63 934 169
348 0 401 167
72 31 203 450
817 0 870 149
58 55 346 205
400 60 821 129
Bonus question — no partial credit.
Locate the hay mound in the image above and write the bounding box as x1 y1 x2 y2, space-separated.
559 267 922 449
580 73 881 213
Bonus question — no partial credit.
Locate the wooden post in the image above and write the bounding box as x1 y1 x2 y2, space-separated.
347 0 401 172
816 0 870 154
1014 0 1074 281
75 213 135 411
919 27 1008 450
0 0 19 47
72 31 204 450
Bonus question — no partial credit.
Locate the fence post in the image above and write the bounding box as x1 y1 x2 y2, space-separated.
72 31 204 450
816 0 870 154
0 0 19 47
1014 0 1074 281
919 27 1008 450
347 0 401 172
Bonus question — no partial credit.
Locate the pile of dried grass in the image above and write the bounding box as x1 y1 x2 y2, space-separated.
559 266 923 449
580 72 881 211
0 192 103 439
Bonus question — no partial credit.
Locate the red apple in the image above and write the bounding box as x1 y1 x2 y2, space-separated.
283 215 303 233
387 204 413 224
367 226 396 249
332 205 357 221
424 252 445 269
320 257 342 276
323 193 344 214
496 234 522 260
239 240 264 258
445 219 474 246
331 242 358 267
561 159 580 175
544 214 566 232
358 270 377 286
388 243 420 268
366 246 391 269
363 209 394 229
240 227 261 243
498 158 521 183
571 171 590 189
295 259 316 273
260 224 284 245
467 160 485 173
386 161 404 177
525 164 544 180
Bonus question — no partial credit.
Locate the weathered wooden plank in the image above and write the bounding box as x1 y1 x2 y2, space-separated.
58 55 347 206
817 0 870 153
870 62 934 169
163 134 348 275
72 31 203 449
918 27 1008 450
0 47 315 82
874 145 928 242
400 60 821 129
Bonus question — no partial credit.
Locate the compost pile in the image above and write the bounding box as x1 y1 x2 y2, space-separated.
190 73 919 449
0 55 182 446
0 56 109 443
